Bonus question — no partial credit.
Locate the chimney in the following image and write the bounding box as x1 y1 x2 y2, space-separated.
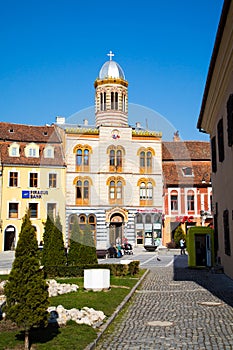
173 131 180 142
56 116 65 124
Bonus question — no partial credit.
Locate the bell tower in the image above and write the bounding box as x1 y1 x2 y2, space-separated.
94 51 128 128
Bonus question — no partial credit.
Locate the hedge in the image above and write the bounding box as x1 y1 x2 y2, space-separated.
43 261 140 278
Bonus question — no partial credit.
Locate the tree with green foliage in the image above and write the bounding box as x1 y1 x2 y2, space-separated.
47 214 66 266
78 224 98 264
174 225 186 248
67 216 83 265
42 214 66 266
4 211 49 350
41 215 54 266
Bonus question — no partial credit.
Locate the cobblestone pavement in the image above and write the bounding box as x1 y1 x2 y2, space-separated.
95 256 233 349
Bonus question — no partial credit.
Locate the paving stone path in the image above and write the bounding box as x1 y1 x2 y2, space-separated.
96 256 233 349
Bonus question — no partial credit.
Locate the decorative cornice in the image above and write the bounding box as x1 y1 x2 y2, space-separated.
65 127 99 135
94 78 128 88
132 130 162 138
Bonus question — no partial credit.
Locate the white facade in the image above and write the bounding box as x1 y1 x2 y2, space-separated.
57 52 163 249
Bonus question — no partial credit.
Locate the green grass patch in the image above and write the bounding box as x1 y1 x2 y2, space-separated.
0 270 146 349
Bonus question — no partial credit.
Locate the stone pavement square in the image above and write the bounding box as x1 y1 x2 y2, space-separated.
95 257 233 349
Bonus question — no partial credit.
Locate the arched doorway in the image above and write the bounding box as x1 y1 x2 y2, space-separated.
109 214 124 245
4 225 16 251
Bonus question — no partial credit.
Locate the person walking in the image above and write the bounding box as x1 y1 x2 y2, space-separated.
180 238 185 255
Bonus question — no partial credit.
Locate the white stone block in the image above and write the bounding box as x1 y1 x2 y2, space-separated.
84 269 110 291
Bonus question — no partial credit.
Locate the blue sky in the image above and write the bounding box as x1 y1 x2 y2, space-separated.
0 0 224 141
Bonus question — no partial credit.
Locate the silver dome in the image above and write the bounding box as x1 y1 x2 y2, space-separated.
99 60 125 80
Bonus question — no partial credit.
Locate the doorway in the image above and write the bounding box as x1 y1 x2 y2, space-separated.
109 214 124 245
195 234 207 266
4 225 16 251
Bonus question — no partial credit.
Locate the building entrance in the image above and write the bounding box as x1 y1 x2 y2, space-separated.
109 214 124 245
4 225 16 251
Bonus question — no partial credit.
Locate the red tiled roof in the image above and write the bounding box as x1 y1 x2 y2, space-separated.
0 122 60 143
0 123 65 166
162 141 211 161
163 161 211 186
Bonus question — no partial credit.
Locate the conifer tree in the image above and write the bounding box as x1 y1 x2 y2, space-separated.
4 211 49 350
78 224 98 264
174 225 186 247
47 214 66 266
41 215 54 266
67 216 82 265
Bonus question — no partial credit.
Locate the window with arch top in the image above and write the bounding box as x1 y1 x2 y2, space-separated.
138 147 155 174
138 178 155 206
73 177 92 205
73 145 92 172
107 145 124 172
107 176 125 204
111 91 118 110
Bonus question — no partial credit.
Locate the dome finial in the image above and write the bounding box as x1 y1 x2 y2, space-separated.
107 50 114 61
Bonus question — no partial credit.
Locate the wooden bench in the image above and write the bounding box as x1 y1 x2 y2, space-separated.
96 249 109 259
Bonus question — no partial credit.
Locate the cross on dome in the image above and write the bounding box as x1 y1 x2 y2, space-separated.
107 50 114 61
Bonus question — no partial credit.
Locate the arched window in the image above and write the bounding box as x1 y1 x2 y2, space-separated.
108 177 124 204
110 181 115 200
100 92 106 111
84 149 89 166
76 149 89 170
116 150 122 168
122 94 126 112
140 182 146 200
76 149 82 166
79 214 87 231
108 146 124 172
88 214 96 245
138 148 154 173
138 179 154 205
110 150 115 166
111 92 118 110
116 181 122 199
145 214 151 223
140 152 145 168
137 214 143 223
147 182 153 199
75 179 90 205
68 214 78 243
147 151 152 169
74 146 91 171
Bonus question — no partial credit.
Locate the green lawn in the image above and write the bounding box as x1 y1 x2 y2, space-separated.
0 272 145 349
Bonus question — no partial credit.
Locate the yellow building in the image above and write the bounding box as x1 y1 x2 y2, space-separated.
0 122 66 251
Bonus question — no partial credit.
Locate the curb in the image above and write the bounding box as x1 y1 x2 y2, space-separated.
85 269 150 350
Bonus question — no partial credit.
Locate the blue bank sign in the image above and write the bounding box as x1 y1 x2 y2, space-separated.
22 190 48 199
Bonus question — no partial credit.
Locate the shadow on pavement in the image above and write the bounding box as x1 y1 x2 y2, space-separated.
173 255 233 308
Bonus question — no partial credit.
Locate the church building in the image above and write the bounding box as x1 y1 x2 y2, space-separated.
56 52 163 249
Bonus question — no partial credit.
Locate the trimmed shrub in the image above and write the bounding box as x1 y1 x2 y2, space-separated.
174 226 186 248
44 261 140 278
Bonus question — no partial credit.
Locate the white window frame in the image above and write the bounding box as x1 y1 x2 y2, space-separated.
9 142 20 157
44 145 54 158
168 188 181 216
48 172 57 188
184 188 197 215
